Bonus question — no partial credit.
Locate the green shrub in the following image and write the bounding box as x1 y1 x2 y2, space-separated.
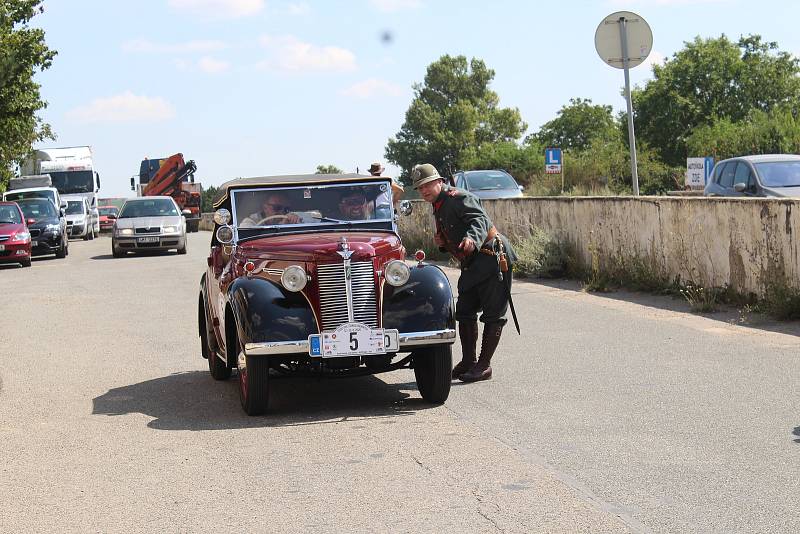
512 227 571 278
761 283 800 321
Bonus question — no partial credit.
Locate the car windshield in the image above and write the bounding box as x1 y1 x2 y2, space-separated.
66 201 84 215
48 170 95 194
99 207 118 216
4 190 56 205
465 171 517 190
119 199 179 218
232 181 394 229
0 205 22 224
754 161 800 187
17 199 57 219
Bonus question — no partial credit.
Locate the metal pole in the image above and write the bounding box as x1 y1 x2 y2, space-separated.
619 17 640 196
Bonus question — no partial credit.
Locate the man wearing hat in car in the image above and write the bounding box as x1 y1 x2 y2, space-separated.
412 163 517 382
369 161 405 212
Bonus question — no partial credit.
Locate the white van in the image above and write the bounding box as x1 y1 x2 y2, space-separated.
63 195 95 240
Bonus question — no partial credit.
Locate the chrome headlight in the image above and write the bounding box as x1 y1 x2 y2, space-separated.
281 265 307 292
384 260 410 287
162 225 179 234
216 225 234 244
11 231 30 242
214 208 231 225
117 228 134 236
45 223 61 233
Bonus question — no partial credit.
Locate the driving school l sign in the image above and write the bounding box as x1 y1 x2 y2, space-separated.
545 147 562 174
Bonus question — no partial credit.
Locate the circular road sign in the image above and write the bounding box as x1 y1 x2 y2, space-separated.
594 11 652 69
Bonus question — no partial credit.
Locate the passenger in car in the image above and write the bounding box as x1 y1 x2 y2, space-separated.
336 187 372 220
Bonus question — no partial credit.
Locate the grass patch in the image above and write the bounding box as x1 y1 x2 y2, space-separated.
512 226 574 279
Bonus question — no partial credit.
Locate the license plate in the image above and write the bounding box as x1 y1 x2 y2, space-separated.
309 322 399 358
137 236 159 243
31 241 37 247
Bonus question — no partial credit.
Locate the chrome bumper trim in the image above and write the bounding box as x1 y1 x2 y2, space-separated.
244 328 456 356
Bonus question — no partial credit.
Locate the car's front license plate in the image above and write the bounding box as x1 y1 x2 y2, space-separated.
309 322 399 358
137 236 159 243
30 241 37 247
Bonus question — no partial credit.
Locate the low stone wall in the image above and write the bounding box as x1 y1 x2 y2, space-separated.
199 212 214 231
397 197 800 297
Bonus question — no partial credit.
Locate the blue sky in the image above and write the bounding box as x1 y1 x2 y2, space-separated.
32 0 800 197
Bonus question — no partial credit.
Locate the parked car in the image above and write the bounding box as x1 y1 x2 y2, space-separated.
451 169 524 199
98 205 119 232
199 173 456 415
0 201 32 267
112 196 187 257
15 198 68 259
704 154 800 198
64 196 95 240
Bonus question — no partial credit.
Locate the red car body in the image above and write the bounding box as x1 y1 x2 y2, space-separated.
0 201 32 267
98 205 119 232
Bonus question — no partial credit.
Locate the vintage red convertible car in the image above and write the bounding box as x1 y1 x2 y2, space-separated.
199 174 456 415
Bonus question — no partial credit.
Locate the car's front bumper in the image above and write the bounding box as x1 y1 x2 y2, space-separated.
115 233 185 251
30 232 62 255
68 223 86 237
0 242 31 263
244 328 456 356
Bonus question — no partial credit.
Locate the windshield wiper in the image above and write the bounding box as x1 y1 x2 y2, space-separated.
0 220 17 224
306 215 350 224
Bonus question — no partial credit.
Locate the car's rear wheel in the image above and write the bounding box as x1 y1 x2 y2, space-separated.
413 344 452 404
203 311 230 381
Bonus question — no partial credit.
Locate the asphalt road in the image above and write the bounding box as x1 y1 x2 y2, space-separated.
1 232 798 533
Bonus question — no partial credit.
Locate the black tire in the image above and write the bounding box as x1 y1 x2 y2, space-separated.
55 236 67 258
87 226 95 240
413 344 452 404
202 308 230 380
177 240 187 255
112 240 124 258
233 326 269 415
21 257 31 268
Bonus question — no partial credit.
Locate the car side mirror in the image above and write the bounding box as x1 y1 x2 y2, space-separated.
95 172 101 190
518 185 524 191
60 208 65 217
398 200 413 216
60 200 68 209
733 182 746 193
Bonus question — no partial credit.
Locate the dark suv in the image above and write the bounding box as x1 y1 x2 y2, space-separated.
16 198 68 259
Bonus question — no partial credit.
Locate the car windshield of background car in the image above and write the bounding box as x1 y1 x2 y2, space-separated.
66 201 84 215
754 162 800 187
119 199 179 218
0 205 22 224
4 190 56 205
18 199 56 219
466 172 517 191
99 207 118 217
234 182 392 227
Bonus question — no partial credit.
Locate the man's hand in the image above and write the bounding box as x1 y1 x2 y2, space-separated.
286 213 301 224
458 237 476 254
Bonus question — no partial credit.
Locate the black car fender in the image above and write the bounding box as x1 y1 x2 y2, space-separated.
227 276 317 347
382 264 455 333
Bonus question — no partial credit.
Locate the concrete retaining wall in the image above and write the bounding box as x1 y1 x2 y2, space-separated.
397 197 800 297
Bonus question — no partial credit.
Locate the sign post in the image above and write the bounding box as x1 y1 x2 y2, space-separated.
686 157 714 189
595 11 653 196
545 147 564 192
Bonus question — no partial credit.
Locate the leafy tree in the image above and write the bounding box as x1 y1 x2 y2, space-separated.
386 55 526 184
315 164 342 174
532 98 618 150
0 0 56 190
200 185 218 213
631 34 800 166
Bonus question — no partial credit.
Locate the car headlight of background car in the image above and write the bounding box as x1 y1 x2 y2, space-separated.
116 228 134 236
281 265 308 292
10 231 30 242
45 223 61 234
384 260 411 287
161 225 180 234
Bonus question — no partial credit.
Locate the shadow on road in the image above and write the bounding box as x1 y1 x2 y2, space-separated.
92 370 434 430
526 278 800 339
793 426 800 443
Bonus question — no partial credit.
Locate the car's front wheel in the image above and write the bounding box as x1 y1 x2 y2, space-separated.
112 240 124 258
55 236 67 258
237 349 269 416
413 344 452 404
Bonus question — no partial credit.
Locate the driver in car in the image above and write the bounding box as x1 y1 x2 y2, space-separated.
240 192 301 226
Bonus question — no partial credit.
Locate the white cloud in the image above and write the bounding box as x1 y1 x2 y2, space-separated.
168 0 264 18
198 56 230 74
66 92 175 123
340 78 403 99
369 0 421 12
257 35 356 73
286 2 311 15
122 38 228 54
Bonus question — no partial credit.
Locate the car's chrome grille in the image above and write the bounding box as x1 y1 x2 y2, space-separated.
135 227 160 234
317 261 377 331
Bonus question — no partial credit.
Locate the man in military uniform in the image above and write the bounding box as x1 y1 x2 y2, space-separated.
412 163 517 382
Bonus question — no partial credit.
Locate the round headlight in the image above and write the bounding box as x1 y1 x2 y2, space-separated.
281 265 307 292
216 225 234 244
214 208 231 225
384 260 410 287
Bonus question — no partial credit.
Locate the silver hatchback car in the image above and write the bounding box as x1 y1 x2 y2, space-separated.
704 154 800 198
112 196 187 257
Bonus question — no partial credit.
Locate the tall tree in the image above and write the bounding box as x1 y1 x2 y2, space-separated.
532 98 619 150
631 34 800 166
0 0 56 190
386 55 526 183
315 164 342 174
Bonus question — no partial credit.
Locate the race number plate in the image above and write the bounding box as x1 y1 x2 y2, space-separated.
137 236 159 243
309 322 399 358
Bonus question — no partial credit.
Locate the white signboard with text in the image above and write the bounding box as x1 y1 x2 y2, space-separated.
686 157 714 188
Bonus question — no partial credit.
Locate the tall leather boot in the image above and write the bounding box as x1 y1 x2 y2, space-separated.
452 320 479 379
460 322 503 382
